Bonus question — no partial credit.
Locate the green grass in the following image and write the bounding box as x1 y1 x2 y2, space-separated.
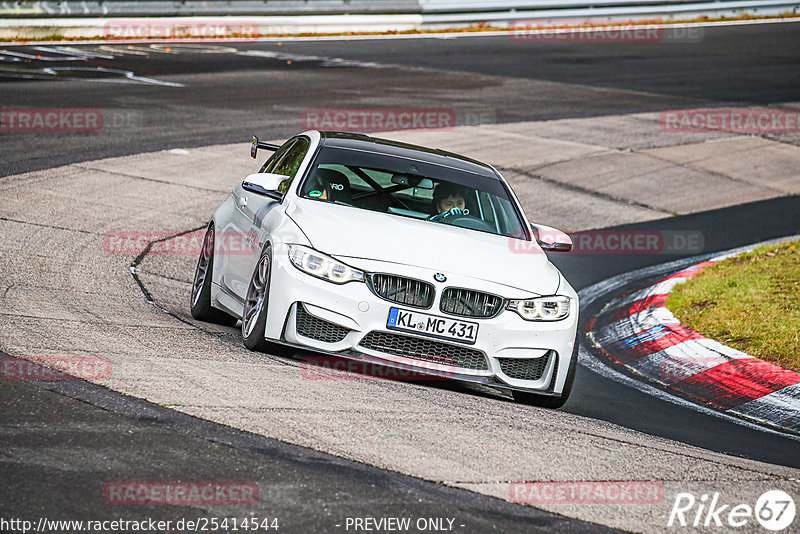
667 240 800 372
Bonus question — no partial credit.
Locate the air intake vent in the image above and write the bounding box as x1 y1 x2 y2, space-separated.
369 274 435 309
358 331 488 370
295 304 350 343
440 288 503 318
498 351 555 381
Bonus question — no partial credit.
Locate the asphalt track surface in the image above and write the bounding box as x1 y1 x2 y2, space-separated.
1 21 799 177
1 370 616 533
1 21 799 532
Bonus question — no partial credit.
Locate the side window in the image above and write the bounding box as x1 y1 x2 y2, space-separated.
271 137 311 194
260 139 297 174
477 191 498 229
495 197 525 237
272 138 310 178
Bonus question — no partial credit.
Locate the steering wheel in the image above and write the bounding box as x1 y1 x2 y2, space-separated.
439 213 494 232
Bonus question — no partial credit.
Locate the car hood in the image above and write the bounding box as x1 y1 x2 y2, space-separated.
286 200 560 295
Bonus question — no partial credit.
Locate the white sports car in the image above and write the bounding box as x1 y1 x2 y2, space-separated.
191 130 579 407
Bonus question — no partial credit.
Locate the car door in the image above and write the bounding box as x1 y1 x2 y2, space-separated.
228 136 311 300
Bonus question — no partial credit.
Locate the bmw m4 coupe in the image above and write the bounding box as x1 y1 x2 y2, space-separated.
191 130 579 407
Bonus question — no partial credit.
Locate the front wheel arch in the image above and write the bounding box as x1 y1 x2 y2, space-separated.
190 222 238 327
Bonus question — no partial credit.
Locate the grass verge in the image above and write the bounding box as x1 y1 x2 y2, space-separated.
667 240 800 372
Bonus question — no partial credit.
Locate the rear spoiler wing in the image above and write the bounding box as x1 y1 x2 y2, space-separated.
250 135 280 158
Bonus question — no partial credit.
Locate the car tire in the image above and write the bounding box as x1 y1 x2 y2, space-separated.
240 244 293 357
512 344 578 409
190 224 238 327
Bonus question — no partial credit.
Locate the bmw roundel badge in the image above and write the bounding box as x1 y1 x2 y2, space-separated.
433 273 446 283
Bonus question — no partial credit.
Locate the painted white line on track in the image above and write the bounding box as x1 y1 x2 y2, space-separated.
0 61 185 85
32 45 116 59
39 66 185 86
236 48 393 68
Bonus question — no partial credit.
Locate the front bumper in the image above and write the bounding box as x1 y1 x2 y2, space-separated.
264 250 578 395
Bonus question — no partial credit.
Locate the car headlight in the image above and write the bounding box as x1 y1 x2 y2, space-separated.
288 244 365 284
507 296 570 321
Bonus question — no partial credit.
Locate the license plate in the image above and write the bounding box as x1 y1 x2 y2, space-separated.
387 307 478 345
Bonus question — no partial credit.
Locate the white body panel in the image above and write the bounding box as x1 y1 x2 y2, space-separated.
285 200 561 295
207 130 579 396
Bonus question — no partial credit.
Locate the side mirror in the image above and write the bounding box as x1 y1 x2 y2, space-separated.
242 173 287 201
530 223 573 252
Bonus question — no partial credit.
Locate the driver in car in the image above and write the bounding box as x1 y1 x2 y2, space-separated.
429 182 468 221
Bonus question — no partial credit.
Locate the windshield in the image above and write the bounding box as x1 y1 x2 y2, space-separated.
298 146 528 239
